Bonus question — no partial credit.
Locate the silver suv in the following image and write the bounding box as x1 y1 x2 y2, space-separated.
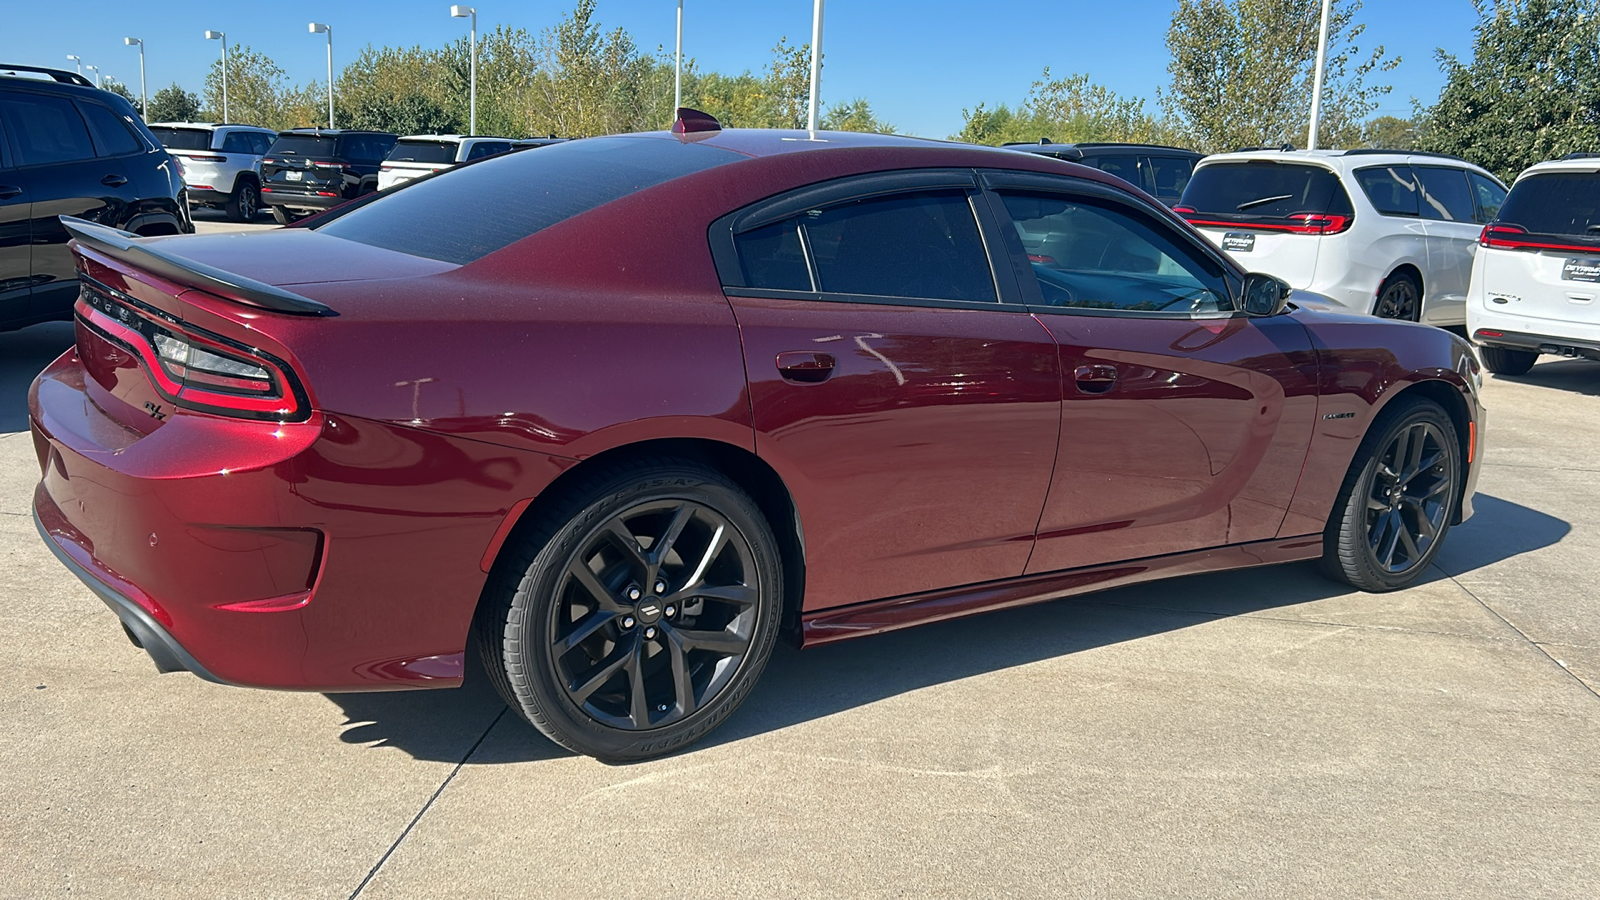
148 122 276 222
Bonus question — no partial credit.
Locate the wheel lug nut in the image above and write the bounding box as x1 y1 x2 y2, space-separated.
654 580 667 594
644 626 657 639
665 605 676 618
622 616 636 629
627 586 642 601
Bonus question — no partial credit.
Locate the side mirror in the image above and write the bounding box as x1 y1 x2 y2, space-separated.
1240 273 1291 317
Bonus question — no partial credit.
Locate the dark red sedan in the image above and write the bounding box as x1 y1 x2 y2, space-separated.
30 113 1483 760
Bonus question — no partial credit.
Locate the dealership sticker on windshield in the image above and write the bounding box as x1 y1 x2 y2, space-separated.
1222 233 1256 253
1563 258 1600 283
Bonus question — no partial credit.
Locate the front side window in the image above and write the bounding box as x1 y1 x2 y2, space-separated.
1413 166 1477 223
1000 191 1231 315
0 91 96 166
1468 172 1507 223
1354 165 1419 217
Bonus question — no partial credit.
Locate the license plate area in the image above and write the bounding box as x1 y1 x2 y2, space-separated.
1562 257 1600 282
1223 233 1256 253
284 170 303 182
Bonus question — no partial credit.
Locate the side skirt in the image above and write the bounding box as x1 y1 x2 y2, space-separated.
800 535 1325 647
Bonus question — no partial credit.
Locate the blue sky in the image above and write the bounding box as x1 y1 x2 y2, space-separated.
1 0 1482 137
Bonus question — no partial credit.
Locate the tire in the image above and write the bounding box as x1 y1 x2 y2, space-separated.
1320 398 1461 592
1374 271 1422 321
476 458 783 761
225 180 259 223
270 206 297 226
1479 345 1537 376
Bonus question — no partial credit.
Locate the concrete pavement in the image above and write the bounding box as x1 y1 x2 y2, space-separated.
1 313 1596 898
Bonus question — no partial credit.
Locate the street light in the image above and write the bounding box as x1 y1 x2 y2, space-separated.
807 0 824 134
124 38 146 118
309 23 333 129
204 31 228 122
674 1 683 111
66 54 81 75
1306 0 1332 150
450 6 476 136
85 65 100 88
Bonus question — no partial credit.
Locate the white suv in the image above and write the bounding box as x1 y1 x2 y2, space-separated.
148 122 276 222
1177 149 1508 326
1468 155 1600 374
377 135 518 191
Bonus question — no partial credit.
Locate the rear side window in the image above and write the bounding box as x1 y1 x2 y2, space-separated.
150 127 213 151
1414 166 1477 222
78 102 143 157
0 91 96 165
1354 165 1419 217
250 133 273 154
314 136 744 265
1090 155 1149 192
805 191 996 302
1147 156 1195 200
1180 162 1352 220
1468 172 1507 223
466 141 511 160
1497 172 1600 237
734 221 811 291
269 134 336 156
387 140 456 164
221 131 254 154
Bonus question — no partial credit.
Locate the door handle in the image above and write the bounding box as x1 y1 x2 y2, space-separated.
1074 363 1118 394
776 351 835 383
101 174 128 187
0 185 21 200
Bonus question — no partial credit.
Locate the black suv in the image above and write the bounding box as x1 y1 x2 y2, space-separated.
1 64 191 332
1003 140 1205 207
260 128 398 224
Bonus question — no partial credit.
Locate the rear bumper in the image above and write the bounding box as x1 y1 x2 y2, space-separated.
1472 327 1600 361
185 186 230 205
260 189 345 212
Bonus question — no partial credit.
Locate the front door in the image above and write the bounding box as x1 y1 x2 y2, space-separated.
982 173 1321 574
714 175 1062 610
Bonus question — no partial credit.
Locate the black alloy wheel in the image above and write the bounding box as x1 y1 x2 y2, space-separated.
226 181 258 222
1374 272 1421 321
1321 399 1460 592
478 459 782 761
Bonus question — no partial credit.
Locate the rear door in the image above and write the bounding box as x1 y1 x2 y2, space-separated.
713 170 1062 610
984 171 1319 572
1414 163 1489 321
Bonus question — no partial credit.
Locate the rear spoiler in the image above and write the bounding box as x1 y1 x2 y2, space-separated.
60 216 336 317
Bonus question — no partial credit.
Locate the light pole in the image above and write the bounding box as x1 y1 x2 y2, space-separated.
66 55 81 75
124 38 146 117
205 31 228 122
807 0 824 134
674 0 683 111
85 65 100 88
309 23 333 129
450 6 476 136
1307 0 1332 150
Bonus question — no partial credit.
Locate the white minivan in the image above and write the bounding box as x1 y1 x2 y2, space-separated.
1468 155 1600 374
377 135 519 191
1177 149 1507 326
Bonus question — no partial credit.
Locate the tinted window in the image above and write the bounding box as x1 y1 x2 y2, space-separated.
1181 162 1353 219
269 134 337 157
315 136 744 265
1414 166 1477 222
220 131 254 154
804 191 996 302
1001 191 1231 314
251 133 273 155
1354 165 1419 217
1146 156 1195 201
79 102 143 157
1468 172 1507 223
387 140 456 164
0 92 96 165
466 141 511 160
734 221 811 291
1091 155 1149 192
1497 172 1600 237
150 127 213 151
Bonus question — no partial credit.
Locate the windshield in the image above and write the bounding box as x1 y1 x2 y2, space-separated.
268 134 337 156
150 127 213 151
1498 172 1600 237
314 135 744 265
386 140 457 164
1180 161 1353 220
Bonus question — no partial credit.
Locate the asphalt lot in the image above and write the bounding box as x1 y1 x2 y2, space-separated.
1 238 1597 896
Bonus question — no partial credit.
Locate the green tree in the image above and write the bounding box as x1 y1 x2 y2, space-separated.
204 44 292 127
955 70 1170 145
1422 0 1600 181
1360 114 1420 150
1163 0 1397 152
146 83 201 123
101 80 142 117
822 98 894 133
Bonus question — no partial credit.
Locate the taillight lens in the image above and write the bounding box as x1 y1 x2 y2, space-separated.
1178 211 1352 235
78 279 309 421
185 154 227 162
1478 222 1600 254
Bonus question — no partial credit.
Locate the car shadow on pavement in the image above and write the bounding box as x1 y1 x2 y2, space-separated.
1492 358 1600 396
0 321 73 434
323 491 1566 765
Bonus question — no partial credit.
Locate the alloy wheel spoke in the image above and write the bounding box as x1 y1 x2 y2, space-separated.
567 562 623 612
1378 510 1403 567
602 520 649 572
672 625 747 654
1401 451 1445 485
569 638 634 704
649 504 695 567
665 631 696 718
1397 521 1422 565
554 609 616 654
1421 478 1452 500
687 583 759 608
626 647 650 728
1407 499 1438 538
1404 426 1428 479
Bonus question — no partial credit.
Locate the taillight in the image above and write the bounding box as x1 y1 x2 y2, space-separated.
1173 205 1196 214
185 154 227 162
1178 211 1352 235
78 278 309 421
1478 222 1600 254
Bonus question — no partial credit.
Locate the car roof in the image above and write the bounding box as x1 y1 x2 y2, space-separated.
1197 147 1495 178
1515 155 1600 181
149 122 276 132
280 128 396 136
1002 141 1203 158
395 135 516 143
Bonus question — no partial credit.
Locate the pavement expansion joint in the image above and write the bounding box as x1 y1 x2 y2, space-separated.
1430 564 1600 702
1082 597 1526 644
